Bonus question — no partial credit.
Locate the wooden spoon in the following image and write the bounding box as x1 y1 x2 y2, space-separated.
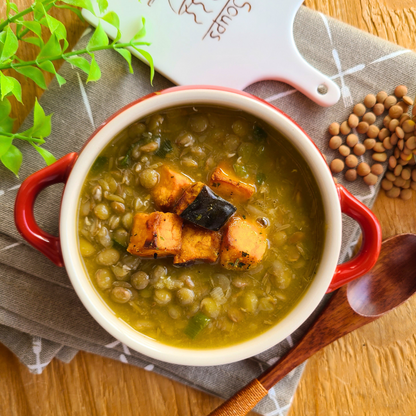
209 234 416 416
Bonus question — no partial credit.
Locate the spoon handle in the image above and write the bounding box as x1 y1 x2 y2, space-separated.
209 286 376 416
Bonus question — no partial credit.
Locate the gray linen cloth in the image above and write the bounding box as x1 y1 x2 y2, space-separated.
1 6 415 415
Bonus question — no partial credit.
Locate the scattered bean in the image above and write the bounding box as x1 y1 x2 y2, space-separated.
395 126 405 139
406 136 416 150
330 159 344 173
378 128 390 140
362 112 376 125
371 164 384 176
364 94 376 108
340 121 352 135
402 120 415 133
389 105 404 119
381 179 393 191
367 125 379 138
373 103 385 116
345 155 358 168
357 163 371 177
353 103 366 117
354 143 366 156
384 96 397 110
348 114 359 128
388 156 397 170
403 96 414 106
329 136 342 150
386 186 401 198
363 173 377 186
373 142 386 153
372 152 387 162
363 139 376 150
346 134 358 147
345 169 357 182
385 172 396 182
400 189 412 200
383 137 393 150
339 145 351 157
394 165 403 177
377 91 388 103
357 122 369 134
394 85 408 98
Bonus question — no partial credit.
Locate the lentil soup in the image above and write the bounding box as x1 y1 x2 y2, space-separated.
77 106 325 348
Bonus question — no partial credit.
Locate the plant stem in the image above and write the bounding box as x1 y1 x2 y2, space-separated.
0 5 35 32
2 131 43 144
0 42 149 70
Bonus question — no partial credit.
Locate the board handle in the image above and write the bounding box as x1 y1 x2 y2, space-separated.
280 51 341 107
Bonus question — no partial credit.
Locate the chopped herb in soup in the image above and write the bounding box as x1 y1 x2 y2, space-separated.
77 106 325 348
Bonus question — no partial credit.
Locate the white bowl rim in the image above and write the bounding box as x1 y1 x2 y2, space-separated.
60 86 342 366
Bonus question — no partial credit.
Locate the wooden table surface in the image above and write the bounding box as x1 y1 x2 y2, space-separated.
1 1 416 415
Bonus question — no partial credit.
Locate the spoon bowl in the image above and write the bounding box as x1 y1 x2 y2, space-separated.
348 234 416 317
209 234 416 416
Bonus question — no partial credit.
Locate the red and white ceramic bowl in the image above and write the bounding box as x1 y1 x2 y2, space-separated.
14 86 382 366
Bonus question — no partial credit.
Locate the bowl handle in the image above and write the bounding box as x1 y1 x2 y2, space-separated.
14 153 78 267
327 184 382 293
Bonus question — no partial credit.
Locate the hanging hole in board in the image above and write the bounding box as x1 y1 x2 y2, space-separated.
317 84 328 95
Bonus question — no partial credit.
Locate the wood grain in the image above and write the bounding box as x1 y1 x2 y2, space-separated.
1 1 416 415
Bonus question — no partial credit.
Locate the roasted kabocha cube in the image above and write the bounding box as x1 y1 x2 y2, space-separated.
127 212 183 258
173 182 236 231
174 224 221 266
220 216 267 270
151 165 192 211
209 163 255 202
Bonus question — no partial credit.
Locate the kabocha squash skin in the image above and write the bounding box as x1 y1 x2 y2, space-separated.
174 182 237 231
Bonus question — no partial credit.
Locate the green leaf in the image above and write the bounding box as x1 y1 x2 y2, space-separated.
33 2 46 21
115 48 133 73
0 135 13 158
22 36 44 49
133 47 154 83
41 11 69 51
1 144 22 177
7 1 19 14
37 60 66 86
88 22 109 49
0 99 14 133
0 96 12 118
133 17 147 39
9 77 22 103
38 33 62 59
1 26 18 62
14 66 48 89
32 99 52 138
31 143 56 165
0 72 15 100
101 11 121 41
20 20 42 38
97 0 109 14
54 4 85 21
61 0 95 16
64 55 91 74
86 53 101 82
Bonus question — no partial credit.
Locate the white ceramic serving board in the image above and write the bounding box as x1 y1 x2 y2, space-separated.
83 0 340 107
